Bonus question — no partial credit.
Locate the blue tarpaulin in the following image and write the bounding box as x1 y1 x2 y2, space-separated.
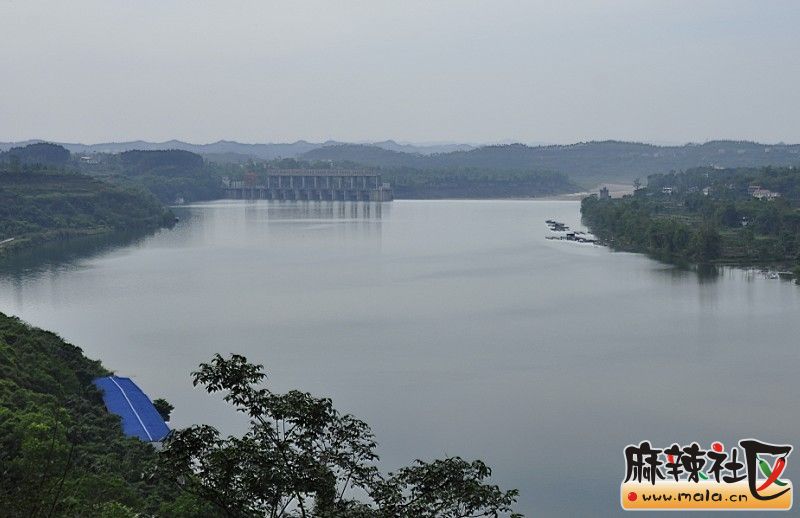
93 376 170 442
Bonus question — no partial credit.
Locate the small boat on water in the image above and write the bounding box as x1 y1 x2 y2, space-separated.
546 220 570 232
545 220 599 244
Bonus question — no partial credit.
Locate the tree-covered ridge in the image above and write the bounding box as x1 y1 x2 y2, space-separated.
581 165 800 276
385 167 577 199
302 141 800 186
8 139 800 190
0 164 174 255
0 312 214 517
0 143 70 167
82 149 223 203
119 149 205 175
0 143 223 205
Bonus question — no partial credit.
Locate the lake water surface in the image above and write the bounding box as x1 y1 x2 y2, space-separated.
1 200 798 516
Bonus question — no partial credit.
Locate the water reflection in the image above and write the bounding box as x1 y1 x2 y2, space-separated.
241 200 386 221
694 263 721 283
1 200 798 517
0 227 162 280
240 201 386 251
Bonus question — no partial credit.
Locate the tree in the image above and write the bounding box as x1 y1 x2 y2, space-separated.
691 225 722 262
716 203 739 228
157 354 522 518
153 398 175 421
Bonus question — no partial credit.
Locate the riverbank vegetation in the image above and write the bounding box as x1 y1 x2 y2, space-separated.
0 313 522 516
0 155 175 255
384 167 577 199
581 165 800 278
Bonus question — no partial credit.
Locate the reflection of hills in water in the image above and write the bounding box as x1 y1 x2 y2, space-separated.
0 227 162 280
0 201 389 282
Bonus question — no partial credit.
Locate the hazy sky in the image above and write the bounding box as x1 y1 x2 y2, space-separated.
2 1 799 145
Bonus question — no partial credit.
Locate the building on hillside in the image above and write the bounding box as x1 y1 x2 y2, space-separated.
751 188 781 200
599 186 610 199
94 376 170 443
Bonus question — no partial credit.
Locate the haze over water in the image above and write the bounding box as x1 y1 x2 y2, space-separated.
1 200 798 516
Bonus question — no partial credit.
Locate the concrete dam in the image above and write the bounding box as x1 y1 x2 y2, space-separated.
224 169 393 201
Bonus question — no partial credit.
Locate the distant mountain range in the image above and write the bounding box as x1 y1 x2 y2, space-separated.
3 139 800 186
301 140 800 185
0 139 475 159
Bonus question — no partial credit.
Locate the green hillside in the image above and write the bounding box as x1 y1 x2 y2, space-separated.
0 167 174 255
81 149 223 203
581 165 800 273
0 312 215 516
302 141 800 186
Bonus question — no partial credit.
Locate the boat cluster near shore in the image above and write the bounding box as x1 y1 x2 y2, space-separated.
545 220 598 244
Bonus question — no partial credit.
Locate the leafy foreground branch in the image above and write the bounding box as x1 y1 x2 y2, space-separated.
157 354 522 518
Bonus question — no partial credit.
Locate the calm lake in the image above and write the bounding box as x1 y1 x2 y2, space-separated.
1 200 799 516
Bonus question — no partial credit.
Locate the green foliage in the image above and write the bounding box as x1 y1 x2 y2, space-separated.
153 398 174 421
302 141 800 185
1 318 522 517
0 143 70 167
157 354 522 517
691 224 723 262
384 167 577 199
83 149 223 203
582 165 800 267
119 150 205 175
0 167 173 254
372 457 522 518
0 312 215 517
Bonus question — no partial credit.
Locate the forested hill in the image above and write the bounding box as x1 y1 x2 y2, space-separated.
0 142 70 167
6 139 800 187
0 165 174 255
0 312 214 516
302 141 800 186
386 168 578 199
82 149 224 203
581 165 800 275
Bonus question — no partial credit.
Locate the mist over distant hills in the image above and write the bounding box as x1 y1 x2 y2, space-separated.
302 140 800 185
0 139 475 159
3 139 800 186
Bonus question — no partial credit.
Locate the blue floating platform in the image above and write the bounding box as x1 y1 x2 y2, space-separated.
94 375 170 442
